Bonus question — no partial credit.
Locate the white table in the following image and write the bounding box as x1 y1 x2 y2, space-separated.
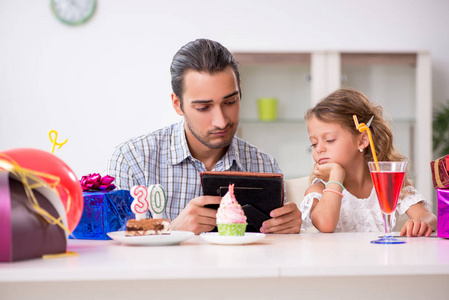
1 232 449 300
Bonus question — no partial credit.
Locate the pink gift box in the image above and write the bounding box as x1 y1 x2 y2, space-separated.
437 188 449 238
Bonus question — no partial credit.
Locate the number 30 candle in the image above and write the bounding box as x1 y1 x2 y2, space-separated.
130 184 167 220
148 184 167 219
130 186 149 220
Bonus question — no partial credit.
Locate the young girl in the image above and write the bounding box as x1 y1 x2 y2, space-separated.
300 88 437 236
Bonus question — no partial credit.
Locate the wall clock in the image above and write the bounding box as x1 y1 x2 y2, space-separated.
51 0 96 26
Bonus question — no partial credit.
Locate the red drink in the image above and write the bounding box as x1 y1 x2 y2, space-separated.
371 171 405 214
368 161 407 244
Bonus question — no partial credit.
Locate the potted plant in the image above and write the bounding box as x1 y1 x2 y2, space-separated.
433 100 449 158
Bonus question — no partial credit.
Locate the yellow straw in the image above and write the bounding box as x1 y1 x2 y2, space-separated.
49 130 68 154
353 115 380 172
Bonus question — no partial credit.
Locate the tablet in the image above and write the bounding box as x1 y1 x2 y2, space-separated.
200 171 284 232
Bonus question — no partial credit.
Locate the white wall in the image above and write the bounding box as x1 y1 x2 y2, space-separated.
1 0 449 179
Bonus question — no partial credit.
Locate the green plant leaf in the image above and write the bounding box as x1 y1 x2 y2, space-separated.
433 100 449 157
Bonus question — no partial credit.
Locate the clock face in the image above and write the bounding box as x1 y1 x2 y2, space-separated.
51 0 96 26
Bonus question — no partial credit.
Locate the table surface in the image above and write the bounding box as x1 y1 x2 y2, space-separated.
1 232 449 282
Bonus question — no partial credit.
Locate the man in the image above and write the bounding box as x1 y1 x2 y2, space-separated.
107 39 302 235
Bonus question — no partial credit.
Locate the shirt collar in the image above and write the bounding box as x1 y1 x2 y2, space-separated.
221 137 244 171
169 119 192 165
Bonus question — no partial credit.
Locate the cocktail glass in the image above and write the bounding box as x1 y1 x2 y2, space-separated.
368 161 407 244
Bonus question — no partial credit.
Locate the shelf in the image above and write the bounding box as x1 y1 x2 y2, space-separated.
233 53 310 65
232 51 431 204
240 117 415 125
388 117 416 124
240 118 305 124
341 53 417 65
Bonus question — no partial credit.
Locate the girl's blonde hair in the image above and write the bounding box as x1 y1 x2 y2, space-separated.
305 88 411 186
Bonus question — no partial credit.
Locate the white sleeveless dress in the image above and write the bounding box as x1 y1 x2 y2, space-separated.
299 179 432 232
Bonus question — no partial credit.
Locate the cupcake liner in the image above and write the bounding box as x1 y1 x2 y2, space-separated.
217 223 247 236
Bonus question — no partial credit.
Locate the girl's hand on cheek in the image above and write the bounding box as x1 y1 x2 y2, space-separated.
314 163 345 182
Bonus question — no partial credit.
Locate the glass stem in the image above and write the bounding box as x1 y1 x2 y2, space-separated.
382 213 393 237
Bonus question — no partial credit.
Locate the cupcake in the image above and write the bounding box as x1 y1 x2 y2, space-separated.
216 184 247 236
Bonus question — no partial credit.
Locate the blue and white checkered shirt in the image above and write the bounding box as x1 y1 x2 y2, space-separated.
106 120 283 221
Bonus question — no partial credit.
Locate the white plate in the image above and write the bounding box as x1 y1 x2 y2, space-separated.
199 232 266 245
107 231 194 246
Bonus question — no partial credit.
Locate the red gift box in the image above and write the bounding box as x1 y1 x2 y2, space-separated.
431 155 449 189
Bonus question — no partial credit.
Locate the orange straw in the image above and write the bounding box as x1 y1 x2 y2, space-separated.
353 115 380 171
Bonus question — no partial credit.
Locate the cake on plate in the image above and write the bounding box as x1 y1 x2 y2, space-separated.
125 218 171 236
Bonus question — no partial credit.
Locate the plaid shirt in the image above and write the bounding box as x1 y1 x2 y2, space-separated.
106 120 283 220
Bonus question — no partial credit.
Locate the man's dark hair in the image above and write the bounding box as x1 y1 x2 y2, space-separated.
170 39 241 108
